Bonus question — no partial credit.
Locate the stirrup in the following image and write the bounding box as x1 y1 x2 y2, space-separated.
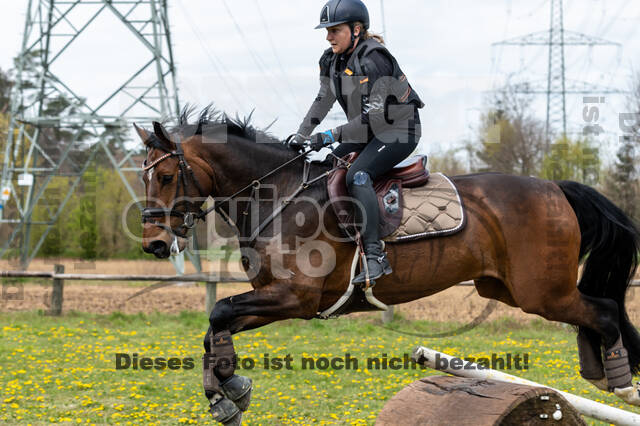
352 251 392 285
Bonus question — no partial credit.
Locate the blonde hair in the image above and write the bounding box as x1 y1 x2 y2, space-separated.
353 21 385 44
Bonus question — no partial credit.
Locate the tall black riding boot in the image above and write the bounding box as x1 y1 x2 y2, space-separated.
349 171 392 284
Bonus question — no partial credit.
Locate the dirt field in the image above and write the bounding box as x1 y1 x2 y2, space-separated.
2 258 640 326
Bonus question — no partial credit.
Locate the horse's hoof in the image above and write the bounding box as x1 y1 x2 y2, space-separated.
614 383 640 406
222 374 253 411
209 397 241 425
223 412 242 426
586 377 608 391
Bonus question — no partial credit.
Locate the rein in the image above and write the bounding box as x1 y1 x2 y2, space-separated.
142 140 350 244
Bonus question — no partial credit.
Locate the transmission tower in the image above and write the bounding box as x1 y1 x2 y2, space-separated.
0 0 180 268
493 0 622 146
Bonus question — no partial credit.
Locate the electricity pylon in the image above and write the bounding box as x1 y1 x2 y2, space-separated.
493 0 622 147
0 0 180 268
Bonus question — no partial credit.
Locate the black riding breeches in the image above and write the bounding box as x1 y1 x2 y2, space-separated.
331 114 422 246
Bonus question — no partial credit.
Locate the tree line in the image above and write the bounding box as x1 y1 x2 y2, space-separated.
429 78 640 223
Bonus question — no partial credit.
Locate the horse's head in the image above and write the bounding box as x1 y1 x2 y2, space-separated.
134 121 212 258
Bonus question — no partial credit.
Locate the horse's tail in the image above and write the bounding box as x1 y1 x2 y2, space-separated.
556 180 640 373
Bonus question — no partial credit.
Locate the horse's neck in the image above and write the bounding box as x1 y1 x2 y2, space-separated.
205 139 297 195
205 138 305 242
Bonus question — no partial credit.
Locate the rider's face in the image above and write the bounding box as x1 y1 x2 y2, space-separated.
326 23 360 54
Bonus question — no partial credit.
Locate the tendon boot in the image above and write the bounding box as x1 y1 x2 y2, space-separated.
352 240 392 284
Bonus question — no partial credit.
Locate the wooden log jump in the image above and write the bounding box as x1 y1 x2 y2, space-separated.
377 375 586 425
409 346 640 426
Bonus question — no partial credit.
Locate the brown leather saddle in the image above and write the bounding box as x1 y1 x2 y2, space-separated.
327 152 430 239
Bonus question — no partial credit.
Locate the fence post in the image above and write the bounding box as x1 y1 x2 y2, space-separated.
382 305 394 324
205 281 217 316
50 264 64 316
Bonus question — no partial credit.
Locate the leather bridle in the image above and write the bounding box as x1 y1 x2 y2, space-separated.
141 135 349 244
141 135 207 238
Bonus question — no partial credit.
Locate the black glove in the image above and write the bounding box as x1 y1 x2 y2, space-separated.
309 130 336 151
284 133 308 150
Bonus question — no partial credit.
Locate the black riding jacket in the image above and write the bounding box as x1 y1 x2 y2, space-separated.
297 38 424 143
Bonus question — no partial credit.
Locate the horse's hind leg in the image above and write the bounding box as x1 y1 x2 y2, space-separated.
516 284 638 402
577 325 607 391
574 295 624 392
569 294 640 403
578 295 640 405
474 275 606 389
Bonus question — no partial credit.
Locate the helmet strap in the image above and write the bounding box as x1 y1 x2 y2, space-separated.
347 22 361 52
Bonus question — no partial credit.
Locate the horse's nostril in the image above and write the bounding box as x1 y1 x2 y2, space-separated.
146 240 168 257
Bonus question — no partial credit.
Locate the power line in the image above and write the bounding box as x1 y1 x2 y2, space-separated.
220 0 299 116
252 0 303 115
595 0 628 38
489 0 513 89
493 0 622 146
514 0 547 20
380 0 388 45
177 0 255 114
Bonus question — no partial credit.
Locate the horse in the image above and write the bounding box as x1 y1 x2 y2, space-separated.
135 108 640 424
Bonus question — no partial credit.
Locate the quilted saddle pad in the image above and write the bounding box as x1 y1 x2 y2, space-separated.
383 173 465 242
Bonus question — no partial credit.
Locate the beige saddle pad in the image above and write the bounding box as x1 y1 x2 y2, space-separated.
383 173 465 242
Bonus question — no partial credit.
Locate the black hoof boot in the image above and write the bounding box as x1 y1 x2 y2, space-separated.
221 374 253 411
352 242 392 284
209 395 241 425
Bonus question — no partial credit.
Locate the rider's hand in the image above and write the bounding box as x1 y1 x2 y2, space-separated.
284 133 308 150
309 130 336 151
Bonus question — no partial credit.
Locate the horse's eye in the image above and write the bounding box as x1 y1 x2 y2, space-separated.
161 174 173 185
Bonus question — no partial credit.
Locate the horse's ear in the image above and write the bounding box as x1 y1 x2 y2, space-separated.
152 121 175 150
133 123 150 146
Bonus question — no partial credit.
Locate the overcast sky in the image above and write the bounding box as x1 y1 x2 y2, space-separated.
1 0 639 162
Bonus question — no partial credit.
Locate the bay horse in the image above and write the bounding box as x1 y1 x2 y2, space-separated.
135 108 640 424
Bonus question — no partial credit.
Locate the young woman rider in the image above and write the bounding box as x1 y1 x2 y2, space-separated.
287 0 424 283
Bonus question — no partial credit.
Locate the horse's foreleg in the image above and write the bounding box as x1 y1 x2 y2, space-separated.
203 283 321 424
203 328 248 425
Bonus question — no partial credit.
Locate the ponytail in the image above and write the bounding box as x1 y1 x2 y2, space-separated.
353 21 385 44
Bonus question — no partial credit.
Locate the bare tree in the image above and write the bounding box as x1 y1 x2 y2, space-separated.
474 82 546 176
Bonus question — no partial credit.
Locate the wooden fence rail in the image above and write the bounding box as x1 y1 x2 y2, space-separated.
1 265 248 316
2 267 639 317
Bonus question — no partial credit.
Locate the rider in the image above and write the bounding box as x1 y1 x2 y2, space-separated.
288 0 424 283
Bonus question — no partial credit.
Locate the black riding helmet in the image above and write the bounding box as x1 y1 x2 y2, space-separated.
315 0 370 30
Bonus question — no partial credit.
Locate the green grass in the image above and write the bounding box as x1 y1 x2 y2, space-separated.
1 310 638 425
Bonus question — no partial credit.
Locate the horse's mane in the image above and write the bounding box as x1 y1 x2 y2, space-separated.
167 105 331 203
170 105 291 154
